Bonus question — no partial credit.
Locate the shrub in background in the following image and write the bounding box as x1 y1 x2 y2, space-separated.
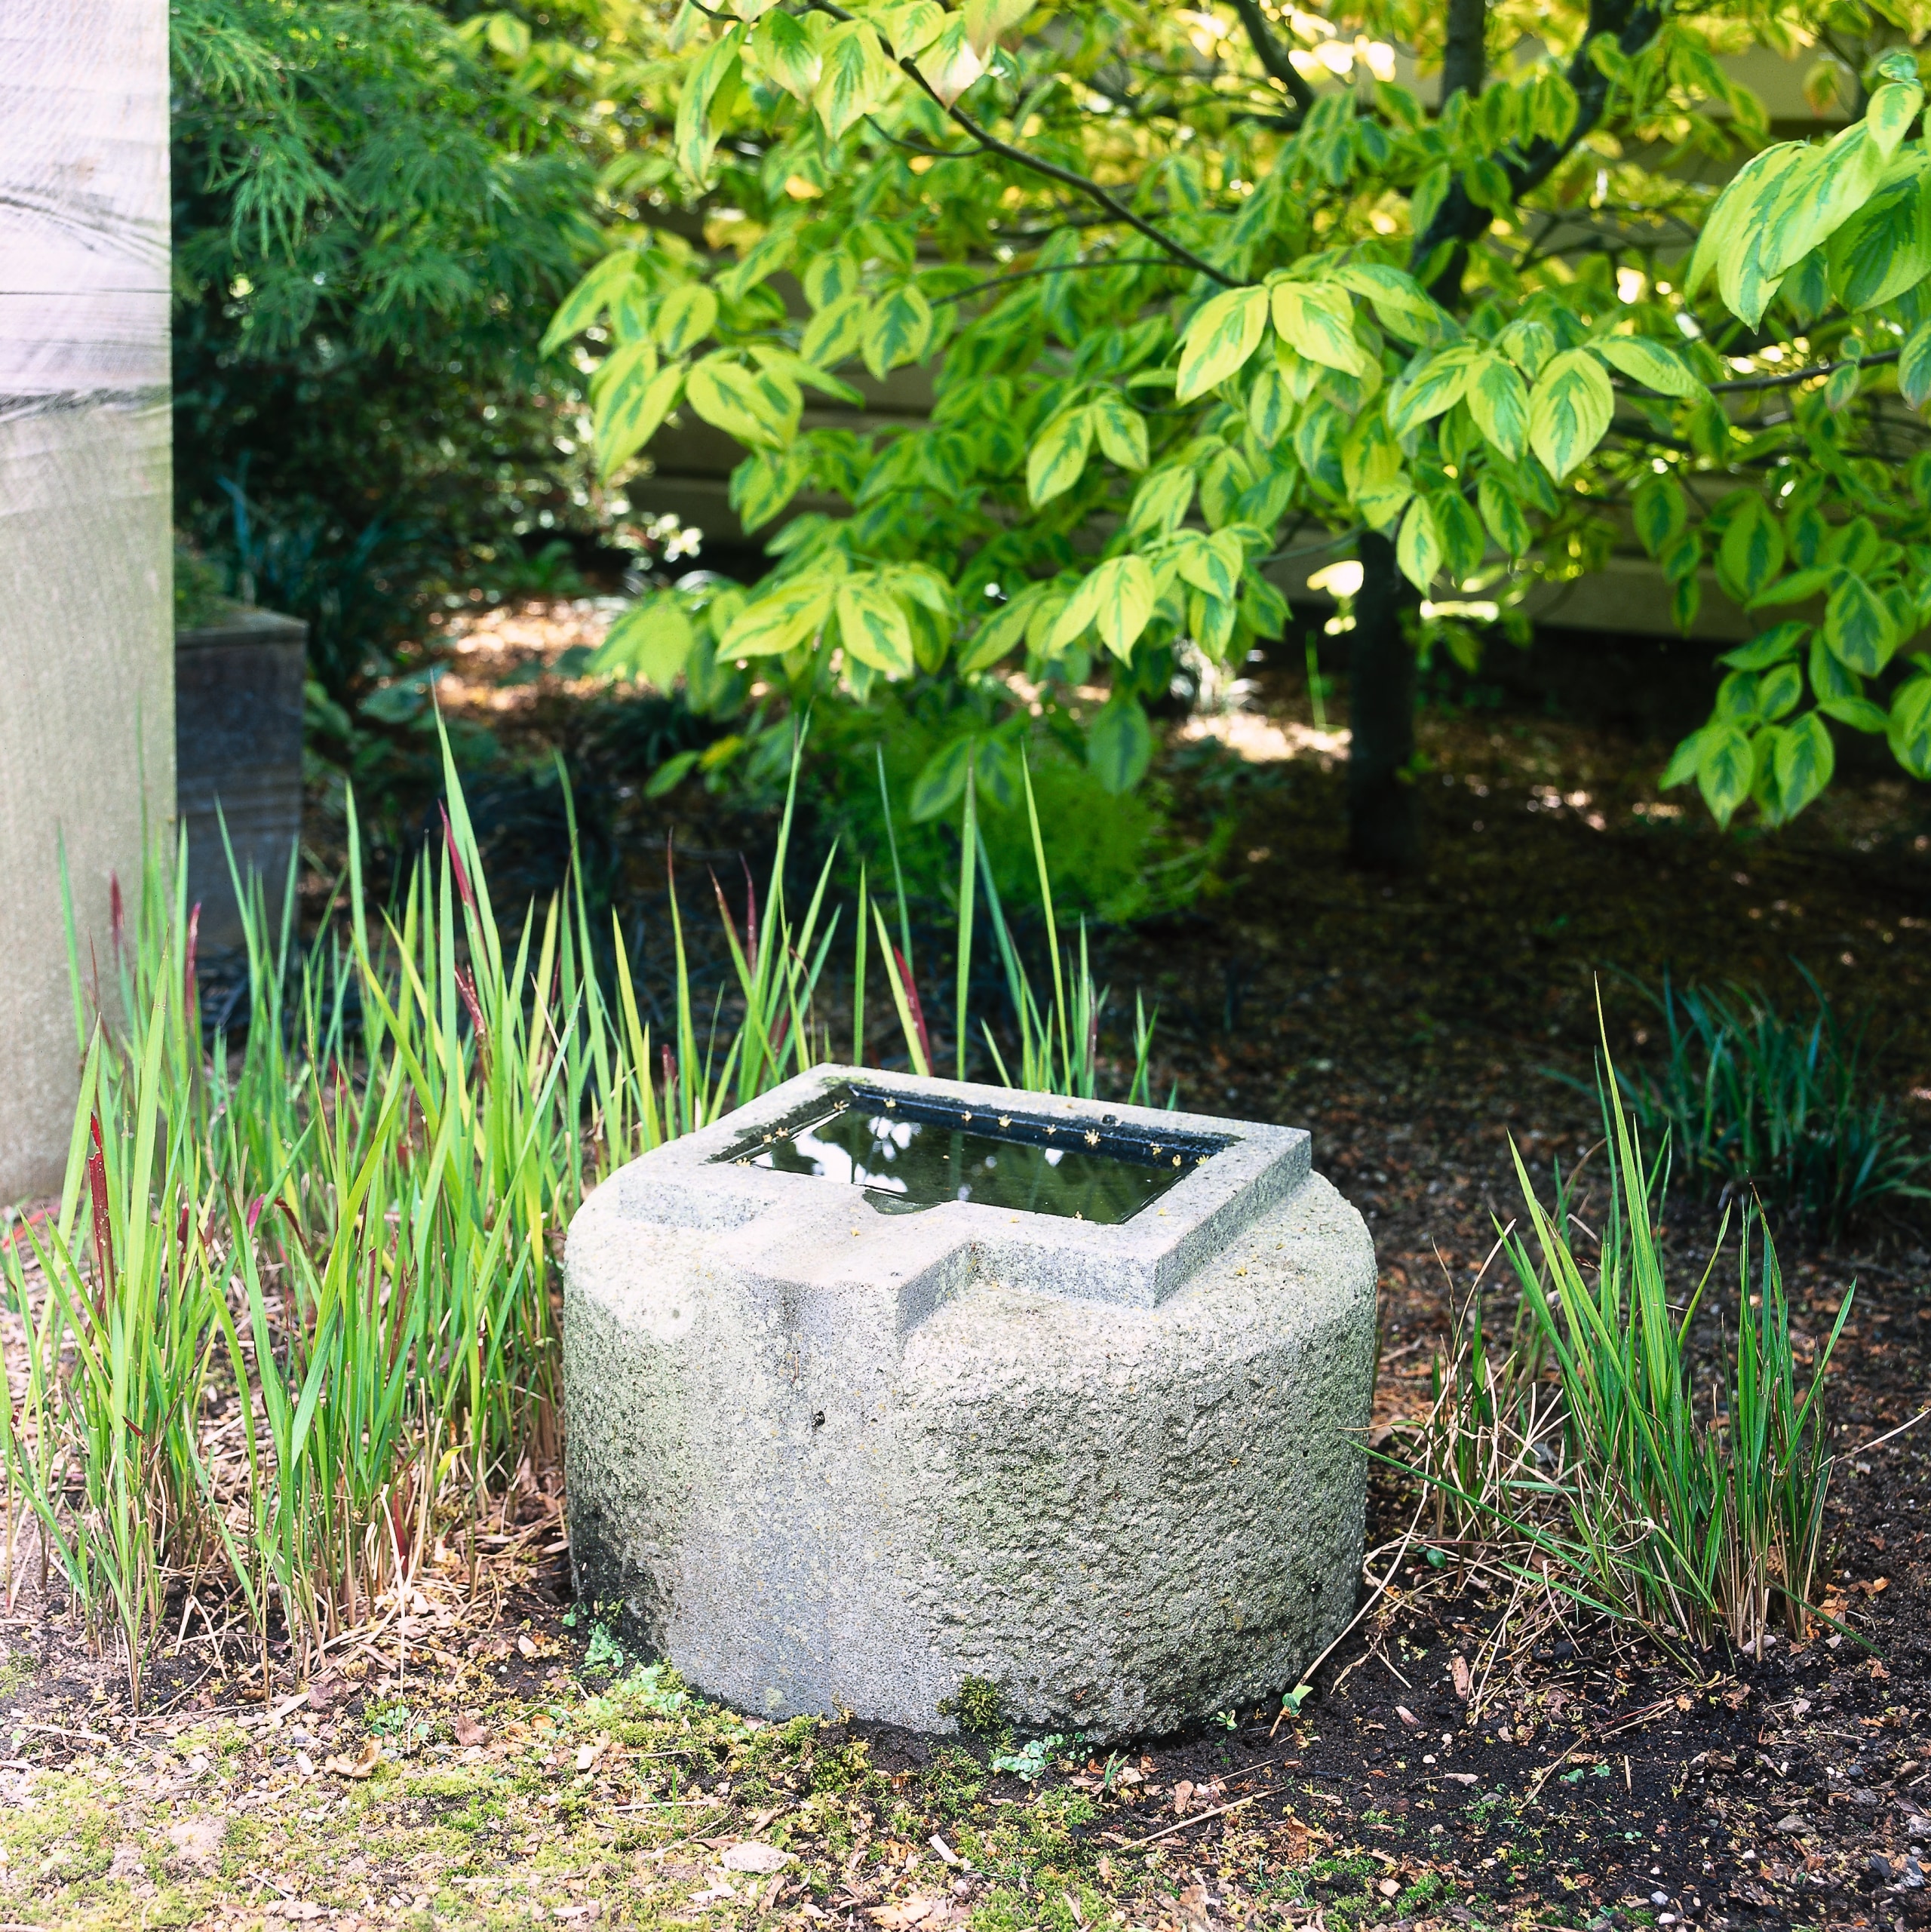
810 698 1225 926
170 0 605 699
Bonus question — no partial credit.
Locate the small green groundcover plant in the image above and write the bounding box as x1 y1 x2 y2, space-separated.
0 726 1155 1706
1411 1033 1853 1656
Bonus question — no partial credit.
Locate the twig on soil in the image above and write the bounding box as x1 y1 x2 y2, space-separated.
1469 1570 1532 1719
13 1721 112 1746
1595 1696 1681 1740
149 1664 224 1716
1848 1408 1927 1455
1110 1786 1282 1850
1270 1502 1426 1737
1522 1737 1589 1805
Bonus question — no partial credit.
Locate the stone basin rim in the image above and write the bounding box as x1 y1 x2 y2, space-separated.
581 1064 1313 1309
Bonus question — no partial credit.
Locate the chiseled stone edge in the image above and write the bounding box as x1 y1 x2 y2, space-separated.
586 1063 1311 1308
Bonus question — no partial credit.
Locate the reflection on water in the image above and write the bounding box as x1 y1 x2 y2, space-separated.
713 1083 1225 1223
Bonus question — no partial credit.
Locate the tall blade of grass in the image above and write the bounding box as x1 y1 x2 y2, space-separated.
852 860 867 1068
871 897 931 1077
955 769 976 1083
1019 754 1068 1088
876 745 914 982
610 914 664 1151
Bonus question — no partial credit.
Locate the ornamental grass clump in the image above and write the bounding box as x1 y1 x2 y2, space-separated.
1417 1054 1850 1656
1610 970 1927 1239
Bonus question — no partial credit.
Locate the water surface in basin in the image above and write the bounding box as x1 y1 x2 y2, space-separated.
714 1083 1226 1221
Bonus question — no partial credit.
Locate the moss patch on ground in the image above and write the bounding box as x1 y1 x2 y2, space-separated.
0 1638 1519 1932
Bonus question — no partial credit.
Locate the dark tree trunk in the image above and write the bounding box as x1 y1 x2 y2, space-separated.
1440 0 1487 102
1426 0 1487 300
1346 530 1419 872
1343 0 1485 868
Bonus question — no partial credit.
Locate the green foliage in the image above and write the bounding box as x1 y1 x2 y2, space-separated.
811 698 1211 925
1410 1049 1853 1653
583 1663 692 1725
547 0 1931 834
1607 972 1929 1237
171 0 603 696
173 543 235 631
990 1733 1073 1782
937 1676 1008 1735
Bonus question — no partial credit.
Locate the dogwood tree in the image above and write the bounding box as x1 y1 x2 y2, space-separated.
539 0 1931 863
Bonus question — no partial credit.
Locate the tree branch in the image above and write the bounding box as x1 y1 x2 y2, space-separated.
801 0 1240 286
1228 0 1314 113
932 254 1180 306
1704 346 1900 394
1411 0 1666 275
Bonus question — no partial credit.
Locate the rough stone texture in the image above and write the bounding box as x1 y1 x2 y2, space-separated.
565 1067 1376 1742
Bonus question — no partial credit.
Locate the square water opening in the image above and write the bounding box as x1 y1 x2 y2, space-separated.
714 1082 1228 1222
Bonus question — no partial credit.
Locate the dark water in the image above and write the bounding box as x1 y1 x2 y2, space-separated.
714 1083 1226 1223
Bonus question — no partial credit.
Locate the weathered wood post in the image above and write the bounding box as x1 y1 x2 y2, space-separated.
0 2 173 1203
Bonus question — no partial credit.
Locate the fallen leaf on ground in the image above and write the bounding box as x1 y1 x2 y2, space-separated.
324 1739 381 1779
721 1842 790 1874
574 1739 604 1772
1171 1778 1194 1816
453 1713 487 1747
864 1901 941 1928
1451 1655 1472 1700
1395 1705 1420 1728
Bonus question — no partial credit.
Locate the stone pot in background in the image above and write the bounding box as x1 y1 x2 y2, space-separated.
174 607 306 956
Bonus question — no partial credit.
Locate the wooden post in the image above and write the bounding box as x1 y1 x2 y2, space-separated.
0 2 173 1203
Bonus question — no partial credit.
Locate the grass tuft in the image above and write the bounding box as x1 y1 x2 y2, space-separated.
1412 1015 1851 1654
1604 968 1926 1237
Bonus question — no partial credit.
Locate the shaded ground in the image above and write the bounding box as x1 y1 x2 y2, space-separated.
5 607 1928 1930
0 1392 1922 1932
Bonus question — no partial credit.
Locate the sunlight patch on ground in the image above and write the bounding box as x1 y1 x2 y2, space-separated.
1180 709 1351 766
